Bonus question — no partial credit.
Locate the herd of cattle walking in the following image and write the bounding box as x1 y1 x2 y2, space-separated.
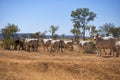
14 38 73 53
11 34 120 57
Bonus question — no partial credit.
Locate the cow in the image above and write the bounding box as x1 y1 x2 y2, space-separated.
64 40 73 51
41 39 52 52
93 34 118 57
78 40 94 53
50 39 65 53
78 40 91 48
23 38 39 52
113 41 120 57
14 39 24 50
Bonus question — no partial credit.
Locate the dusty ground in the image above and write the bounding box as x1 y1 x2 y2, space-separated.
0 48 120 80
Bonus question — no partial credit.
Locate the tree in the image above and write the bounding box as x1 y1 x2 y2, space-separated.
99 23 120 37
53 34 59 40
39 31 47 38
70 20 82 40
88 25 98 37
70 28 81 40
61 33 65 39
1 23 20 39
0 23 20 49
30 32 40 38
21 34 28 38
109 27 120 37
99 23 115 36
86 26 90 35
49 25 59 39
1 28 10 39
71 8 96 40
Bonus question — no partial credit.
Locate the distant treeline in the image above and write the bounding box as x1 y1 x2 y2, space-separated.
0 33 80 40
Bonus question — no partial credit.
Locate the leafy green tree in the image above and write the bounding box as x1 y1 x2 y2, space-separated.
109 27 120 37
53 34 59 40
30 31 47 39
99 23 120 37
30 32 40 38
99 23 115 36
1 28 11 39
88 25 98 37
49 25 59 39
34 32 40 38
70 28 81 40
0 23 20 49
39 31 47 38
71 8 96 40
61 33 65 39
86 26 90 34
1 23 20 39
8 24 19 39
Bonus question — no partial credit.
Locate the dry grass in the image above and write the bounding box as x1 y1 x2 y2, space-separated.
0 47 120 80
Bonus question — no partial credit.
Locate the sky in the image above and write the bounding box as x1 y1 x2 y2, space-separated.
0 0 120 35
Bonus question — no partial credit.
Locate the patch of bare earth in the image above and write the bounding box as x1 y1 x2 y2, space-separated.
0 49 120 80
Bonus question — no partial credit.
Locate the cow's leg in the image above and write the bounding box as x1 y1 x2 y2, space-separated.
47 46 49 52
43 46 45 51
96 48 99 56
14 44 17 50
116 48 119 57
103 49 107 55
113 46 119 57
98 49 101 56
109 49 112 55
56 47 59 53
71 45 73 51
97 48 101 57
61 47 64 53
28 45 31 52
36 46 38 52
99 49 102 56
116 46 119 57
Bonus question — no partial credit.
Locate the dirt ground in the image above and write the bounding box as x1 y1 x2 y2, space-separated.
0 47 120 80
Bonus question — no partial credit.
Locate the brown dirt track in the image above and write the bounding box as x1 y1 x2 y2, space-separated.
0 49 120 80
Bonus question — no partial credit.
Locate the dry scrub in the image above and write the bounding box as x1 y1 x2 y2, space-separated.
0 49 120 80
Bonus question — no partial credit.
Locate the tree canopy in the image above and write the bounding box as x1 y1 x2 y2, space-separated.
71 8 96 40
86 25 98 37
1 23 20 39
99 23 114 36
99 23 120 37
49 25 59 39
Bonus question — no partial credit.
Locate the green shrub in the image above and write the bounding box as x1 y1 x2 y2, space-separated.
2 39 14 49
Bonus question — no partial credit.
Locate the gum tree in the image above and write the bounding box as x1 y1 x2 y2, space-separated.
71 8 96 40
49 25 59 39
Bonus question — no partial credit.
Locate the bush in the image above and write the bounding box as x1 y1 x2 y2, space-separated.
0 40 3 49
2 39 14 49
83 41 96 54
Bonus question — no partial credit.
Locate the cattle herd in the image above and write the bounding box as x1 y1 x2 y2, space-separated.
11 33 120 57
13 38 74 53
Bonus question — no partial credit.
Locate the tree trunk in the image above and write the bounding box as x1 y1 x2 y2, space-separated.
83 27 86 40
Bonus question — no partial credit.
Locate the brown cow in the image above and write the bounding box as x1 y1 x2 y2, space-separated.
50 40 65 53
93 34 118 57
23 38 39 52
41 39 51 52
64 40 73 51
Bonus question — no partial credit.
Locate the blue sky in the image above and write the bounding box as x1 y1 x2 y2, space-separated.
0 0 120 35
